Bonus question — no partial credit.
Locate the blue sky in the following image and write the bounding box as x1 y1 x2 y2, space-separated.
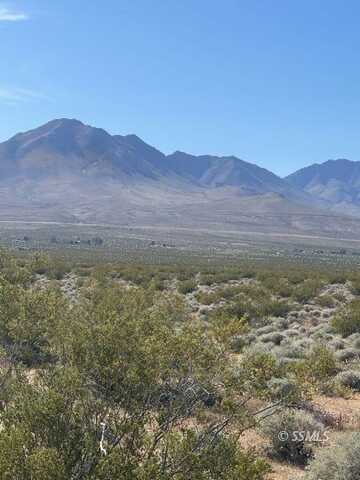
1 0 360 176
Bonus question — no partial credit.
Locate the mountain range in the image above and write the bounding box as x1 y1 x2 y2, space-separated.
1 118 360 239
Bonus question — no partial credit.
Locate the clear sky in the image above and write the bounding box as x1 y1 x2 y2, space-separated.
1 0 360 176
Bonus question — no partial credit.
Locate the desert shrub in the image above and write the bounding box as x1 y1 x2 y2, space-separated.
306 344 337 378
177 279 197 295
284 329 300 337
287 271 308 285
198 273 216 286
219 285 244 299
230 335 247 352
335 370 360 391
260 299 291 318
293 345 338 395
217 299 252 319
304 432 360 480
47 260 71 280
273 280 294 298
292 279 323 303
329 339 345 350
332 299 360 337
195 290 224 305
309 324 331 335
256 325 276 335
273 318 289 330
0 279 68 365
239 348 281 399
274 342 306 360
333 292 347 302
316 294 335 308
277 357 298 367
328 272 348 284
231 333 256 351
350 276 360 295
335 348 360 362
260 408 324 465
175 269 195 282
232 284 268 301
267 377 299 401
150 277 166 291
76 277 85 288
30 252 51 275
260 332 284 345
74 266 92 277
295 338 314 350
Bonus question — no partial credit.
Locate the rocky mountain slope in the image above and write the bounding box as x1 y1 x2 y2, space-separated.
0 119 359 238
286 159 360 216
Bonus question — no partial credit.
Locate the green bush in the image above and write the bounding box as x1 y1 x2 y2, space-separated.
307 344 337 379
316 294 335 308
292 345 338 395
195 290 224 305
350 276 360 295
177 279 197 294
292 279 322 303
267 377 299 402
332 299 360 337
239 348 281 398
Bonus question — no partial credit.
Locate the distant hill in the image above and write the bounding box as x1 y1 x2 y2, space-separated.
285 159 360 215
0 118 359 239
0 118 163 180
0 118 298 194
166 151 294 195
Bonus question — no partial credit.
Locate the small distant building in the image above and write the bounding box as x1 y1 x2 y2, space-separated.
12 239 28 250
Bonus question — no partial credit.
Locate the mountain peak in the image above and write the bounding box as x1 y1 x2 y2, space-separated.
0 118 306 198
323 158 355 166
286 158 360 209
46 117 85 127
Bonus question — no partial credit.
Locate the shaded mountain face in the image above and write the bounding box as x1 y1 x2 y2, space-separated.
0 118 305 197
286 159 360 210
0 119 162 180
167 151 293 195
0 118 357 238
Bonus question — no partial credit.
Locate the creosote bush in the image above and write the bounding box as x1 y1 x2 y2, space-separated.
2 249 360 479
177 279 197 294
0 253 274 480
332 299 360 337
260 409 324 466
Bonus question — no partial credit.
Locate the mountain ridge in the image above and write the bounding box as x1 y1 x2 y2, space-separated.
0 118 360 238
0 118 307 197
286 158 360 215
